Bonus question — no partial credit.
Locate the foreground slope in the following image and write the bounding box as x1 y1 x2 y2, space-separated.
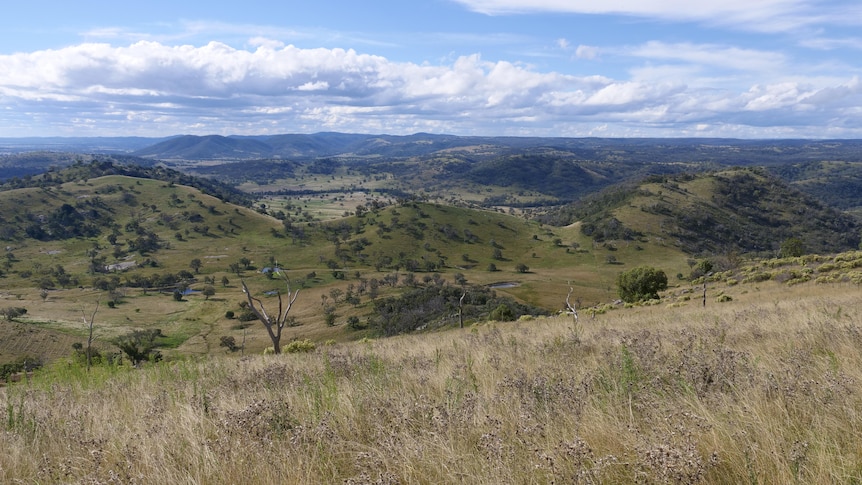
2 279 861 483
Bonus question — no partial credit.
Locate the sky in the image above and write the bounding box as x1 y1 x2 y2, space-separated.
1 0 862 138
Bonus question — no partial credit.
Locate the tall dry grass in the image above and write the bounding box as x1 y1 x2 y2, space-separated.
2 282 862 484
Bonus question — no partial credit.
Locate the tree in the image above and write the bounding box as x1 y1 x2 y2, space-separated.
489 303 515 322
0 306 27 321
114 329 163 365
347 315 362 329
202 285 216 300
779 237 805 258
616 266 668 303
189 258 203 274
454 272 468 286
515 263 529 273
219 336 239 352
241 269 300 355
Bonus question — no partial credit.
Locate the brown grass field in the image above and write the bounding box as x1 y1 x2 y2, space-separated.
2 279 862 484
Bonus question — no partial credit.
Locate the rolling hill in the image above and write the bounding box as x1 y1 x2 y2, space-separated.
6 134 862 215
543 168 861 257
1 147 862 369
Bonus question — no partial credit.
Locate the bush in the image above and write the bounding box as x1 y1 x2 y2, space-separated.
219 336 239 352
113 329 164 365
71 343 105 366
0 306 27 321
0 355 43 380
284 339 316 353
690 259 714 279
616 266 668 303
779 237 805 258
347 315 363 329
489 304 515 322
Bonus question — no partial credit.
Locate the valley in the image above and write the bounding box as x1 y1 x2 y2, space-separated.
0 134 860 367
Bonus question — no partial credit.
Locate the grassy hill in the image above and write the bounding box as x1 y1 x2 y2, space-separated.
1 162 860 369
0 169 692 365
544 168 861 258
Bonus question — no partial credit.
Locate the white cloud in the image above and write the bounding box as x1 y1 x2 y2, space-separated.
798 36 862 50
1 40 862 138
249 37 285 50
628 41 786 72
450 0 848 32
575 45 599 60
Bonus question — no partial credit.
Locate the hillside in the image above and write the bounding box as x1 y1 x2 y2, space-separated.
3 279 862 483
543 168 861 257
132 135 275 160
2 157 862 370
768 160 862 214
0 166 694 365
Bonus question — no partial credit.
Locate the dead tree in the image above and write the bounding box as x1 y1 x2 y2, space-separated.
241 270 300 355
565 287 579 324
458 290 466 329
80 299 100 371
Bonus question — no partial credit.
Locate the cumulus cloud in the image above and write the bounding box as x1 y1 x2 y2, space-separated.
1 40 861 137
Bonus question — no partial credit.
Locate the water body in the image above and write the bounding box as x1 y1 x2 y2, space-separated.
488 281 519 289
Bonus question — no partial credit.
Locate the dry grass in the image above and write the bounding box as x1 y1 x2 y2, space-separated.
3 281 862 484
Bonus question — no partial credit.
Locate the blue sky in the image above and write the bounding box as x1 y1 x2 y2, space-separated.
1 0 861 138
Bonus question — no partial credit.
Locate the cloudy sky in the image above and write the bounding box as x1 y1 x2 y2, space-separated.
1 0 861 138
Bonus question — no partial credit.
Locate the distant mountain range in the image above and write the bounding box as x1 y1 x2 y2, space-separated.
4 133 862 214
4 132 862 163
0 136 172 154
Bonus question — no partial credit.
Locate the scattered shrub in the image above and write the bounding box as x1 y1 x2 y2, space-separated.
284 339 316 353
219 336 239 352
489 304 515 322
617 266 668 303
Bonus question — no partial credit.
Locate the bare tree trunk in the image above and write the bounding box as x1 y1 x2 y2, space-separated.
241 271 300 355
458 290 466 329
565 287 579 325
81 299 100 372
